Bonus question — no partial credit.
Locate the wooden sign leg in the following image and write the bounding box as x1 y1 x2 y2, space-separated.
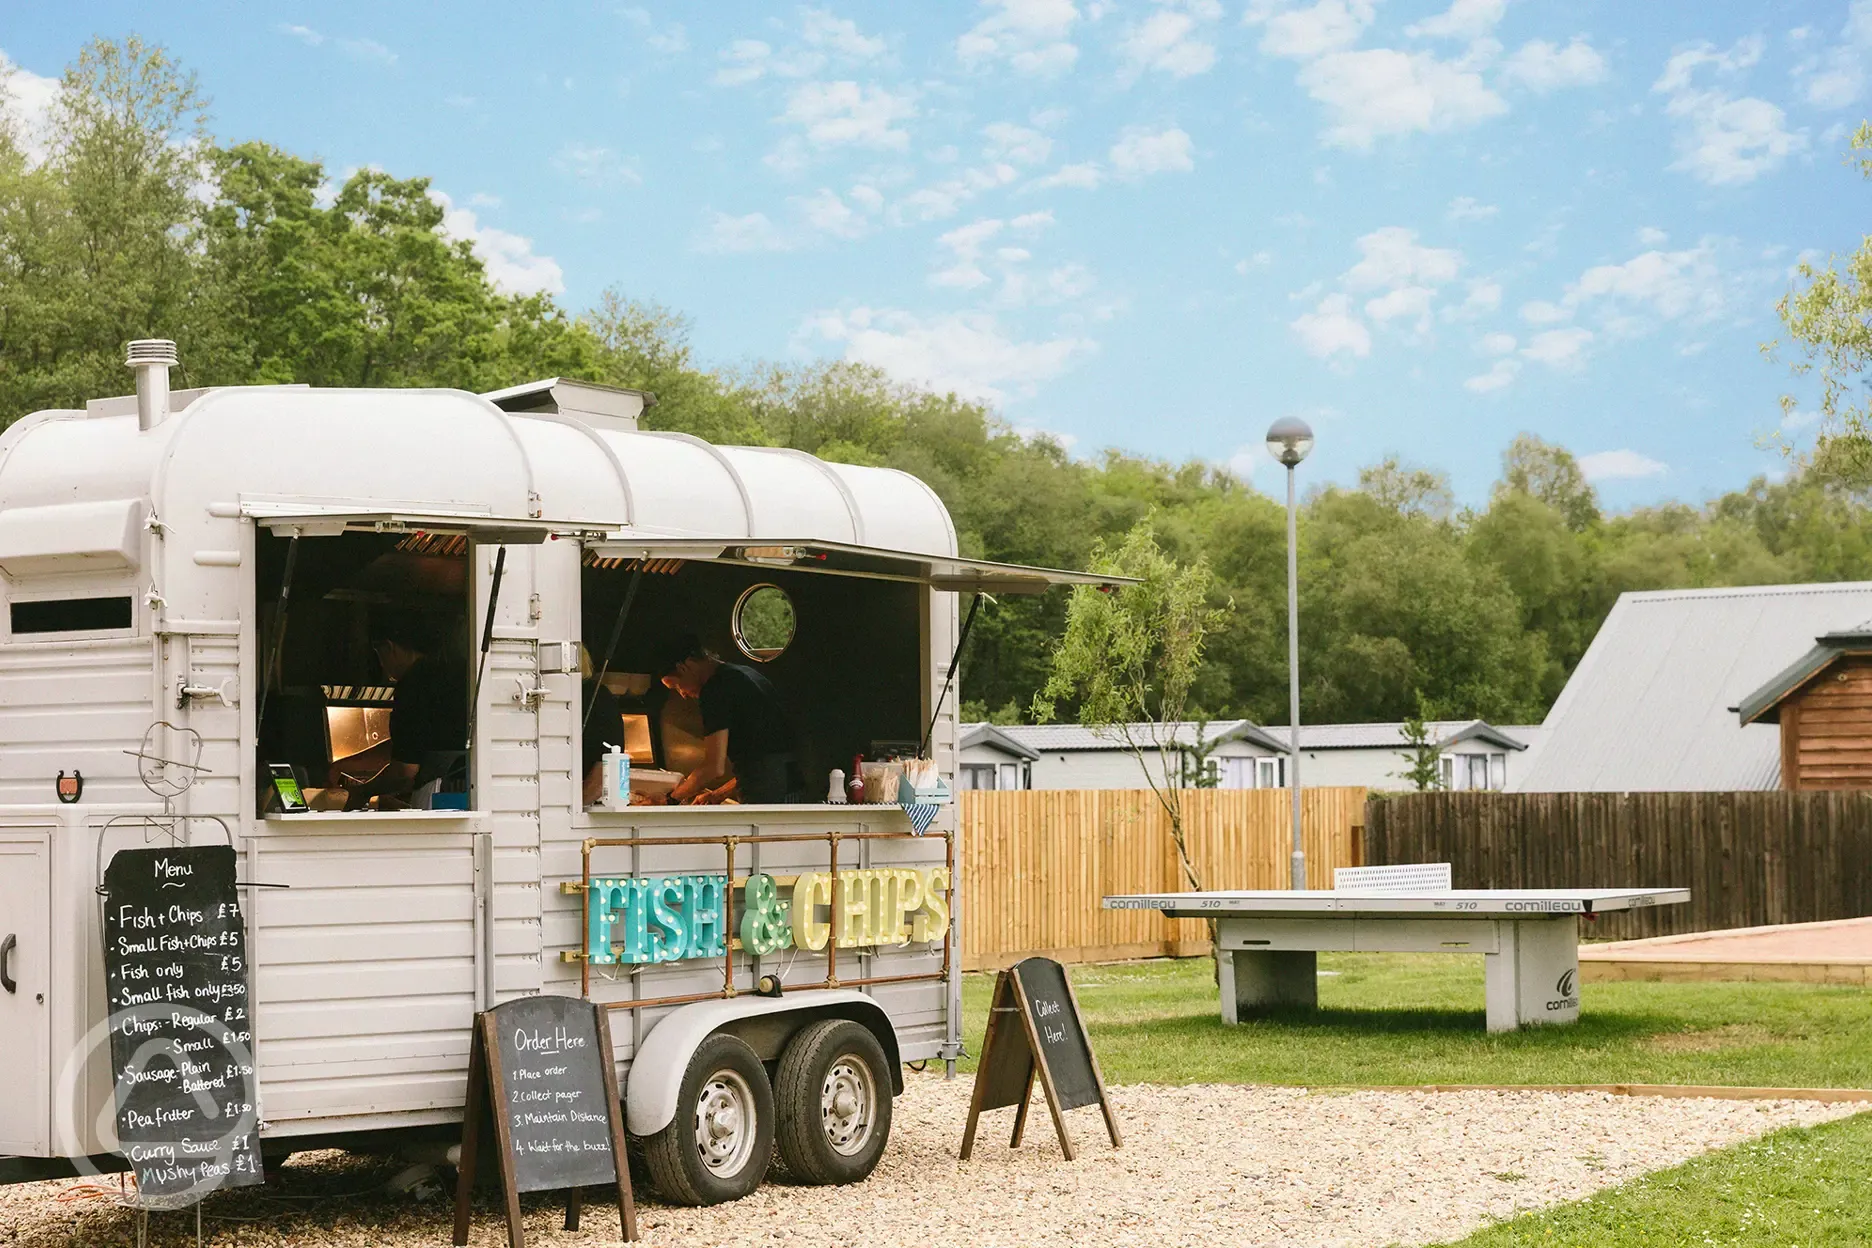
565 1187 581 1232
595 1008 639 1243
479 1014 528 1248
959 972 1011 1161
1008 1068 1035 1149
453 1022 490 1247
1063 975 1123 1151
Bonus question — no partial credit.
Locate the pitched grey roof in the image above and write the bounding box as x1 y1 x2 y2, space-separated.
1736 626 1872 725
958 722 1041 760
1259 720 1527 751
997 720 1285 753
1517 582 1872 792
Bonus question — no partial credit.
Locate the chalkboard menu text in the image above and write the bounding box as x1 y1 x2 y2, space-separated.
102 845 264 1207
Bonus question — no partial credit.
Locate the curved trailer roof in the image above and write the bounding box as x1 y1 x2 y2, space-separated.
0 383 1129 592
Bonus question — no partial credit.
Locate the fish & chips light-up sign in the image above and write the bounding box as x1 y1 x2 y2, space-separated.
585 867 951 965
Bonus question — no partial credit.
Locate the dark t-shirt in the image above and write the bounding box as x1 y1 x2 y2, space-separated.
389 655 469 770
699 662 793 768
581 681 625 775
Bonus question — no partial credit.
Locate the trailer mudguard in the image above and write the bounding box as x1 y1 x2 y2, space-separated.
624 991 901 1137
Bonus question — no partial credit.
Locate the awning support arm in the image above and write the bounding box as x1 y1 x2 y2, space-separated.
920 592 983 759
254 534 299 733
584 565 644 731
466 546 507 751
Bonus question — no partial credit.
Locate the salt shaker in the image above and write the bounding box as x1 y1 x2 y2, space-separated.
826 768 847 804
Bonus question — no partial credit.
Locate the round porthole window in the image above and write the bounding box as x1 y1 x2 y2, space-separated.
733 584 796 662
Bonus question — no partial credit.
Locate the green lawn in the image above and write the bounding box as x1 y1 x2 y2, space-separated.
960 953 1872 1089
1434 1112 1872 1246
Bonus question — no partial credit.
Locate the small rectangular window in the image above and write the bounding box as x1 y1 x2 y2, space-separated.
11 595 133 635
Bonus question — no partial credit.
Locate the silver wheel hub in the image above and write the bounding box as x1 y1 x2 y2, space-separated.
694 1070 756 1176
820 1057 876 1156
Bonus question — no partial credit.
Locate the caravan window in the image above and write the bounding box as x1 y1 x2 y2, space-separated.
10 595 134 635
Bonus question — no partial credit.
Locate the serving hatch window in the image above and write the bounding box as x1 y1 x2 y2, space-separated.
254 528 472 814
10 595 135 635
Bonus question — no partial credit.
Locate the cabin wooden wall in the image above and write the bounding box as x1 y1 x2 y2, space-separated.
1781 656 1872 790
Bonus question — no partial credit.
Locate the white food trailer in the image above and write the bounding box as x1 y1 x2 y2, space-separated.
0 344 1119 1204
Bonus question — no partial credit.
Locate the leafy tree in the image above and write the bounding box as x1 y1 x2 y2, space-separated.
1393 697 1445 791
1495 434 1600 531
1032 520 1226 892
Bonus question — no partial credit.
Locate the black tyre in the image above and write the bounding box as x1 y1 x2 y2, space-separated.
642 1033 775 1206
773 1019 893 1185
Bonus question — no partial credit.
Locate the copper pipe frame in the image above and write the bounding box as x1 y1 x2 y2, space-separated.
578 825 954 1012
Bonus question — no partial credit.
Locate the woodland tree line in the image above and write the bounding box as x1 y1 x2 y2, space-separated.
7 38 1872 728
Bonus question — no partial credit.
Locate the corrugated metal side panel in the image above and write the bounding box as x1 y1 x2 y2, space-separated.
1522 582 1872 792
0 639 156 805
482 638 543 998
249 831 479 1124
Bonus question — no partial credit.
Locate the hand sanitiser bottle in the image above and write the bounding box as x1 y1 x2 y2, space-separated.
599 744 630 810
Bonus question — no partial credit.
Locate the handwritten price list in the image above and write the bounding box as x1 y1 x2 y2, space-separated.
103 845 264 1207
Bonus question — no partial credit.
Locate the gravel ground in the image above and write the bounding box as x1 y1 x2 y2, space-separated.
4 1077 1858 1248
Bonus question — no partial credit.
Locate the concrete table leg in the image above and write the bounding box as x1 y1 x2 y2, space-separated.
1482 918 1582 1032
1218 950 1317 1024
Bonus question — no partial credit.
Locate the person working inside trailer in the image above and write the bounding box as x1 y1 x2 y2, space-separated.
655 633 802 804
344 611 469 809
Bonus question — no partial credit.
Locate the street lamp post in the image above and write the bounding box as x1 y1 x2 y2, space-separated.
1266 416 1314 891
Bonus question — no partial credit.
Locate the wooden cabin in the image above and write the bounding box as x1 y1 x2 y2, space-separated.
1737 631 1872 790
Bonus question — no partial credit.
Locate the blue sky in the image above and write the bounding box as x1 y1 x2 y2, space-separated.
5 1 1870 508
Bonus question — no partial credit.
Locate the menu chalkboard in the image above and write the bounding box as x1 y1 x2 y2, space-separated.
101 845 263 1207
453 997 636 1248
960 956 1119 1163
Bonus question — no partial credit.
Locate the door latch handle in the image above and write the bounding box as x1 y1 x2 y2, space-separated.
0 934 15 994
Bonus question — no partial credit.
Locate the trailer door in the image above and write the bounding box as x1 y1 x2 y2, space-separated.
0 826 49 1155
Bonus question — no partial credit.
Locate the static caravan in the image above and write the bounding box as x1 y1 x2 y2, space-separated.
0 345 1117 1204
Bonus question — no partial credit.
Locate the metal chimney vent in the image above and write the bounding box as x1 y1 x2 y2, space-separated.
125 339 178 432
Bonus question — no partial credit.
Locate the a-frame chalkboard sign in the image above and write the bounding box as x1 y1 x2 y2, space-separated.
959 956 1120 1162
452 996 637 1247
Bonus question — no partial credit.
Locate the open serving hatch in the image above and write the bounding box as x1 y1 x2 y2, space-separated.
589 534 1137 595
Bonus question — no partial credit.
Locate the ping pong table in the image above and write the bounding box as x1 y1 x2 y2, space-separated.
1104 868 1690 1032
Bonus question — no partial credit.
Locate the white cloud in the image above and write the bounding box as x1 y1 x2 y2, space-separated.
1407 0 1505 41
958 0 1082 77
1795 0 1872 109
850 183 885 212
1026 160 1103 190
1578 448 1668 481
647 24 689 55
1364 284 1436 329
1291 293 1372 359
983 121 1054 165
893 162 1019 222
1448 279 1501 319
1235 250 1275 274
1479 331 1517 355
795 188 869 240
698 211 792 253
432 192 564 296
1446 195 1498 223
1653 38 1805 185
1109 125 1195 177
278 23 397 65
1502 38 1608 92
1464 359 1520 392
713 40 774 86
1520 299 1570 324
780 80 917 150
554 143 640 184
800 306 1095 405
932 218 1005 289
799 8 889 61
1637 225 1668 245
1567 244 1725 322
1521 326 1593 369
1343 226 1462 290
1246 0 1376 60
1300 48 1507 147
0 51 60 165
1012 209 1057 230
1118 0 1222 81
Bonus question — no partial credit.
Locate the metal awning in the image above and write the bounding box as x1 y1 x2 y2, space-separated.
240 502 611 545
589 535 1135 595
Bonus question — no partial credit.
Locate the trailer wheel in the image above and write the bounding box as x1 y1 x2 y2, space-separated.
774 1019 893 1185
642 1033 774 1206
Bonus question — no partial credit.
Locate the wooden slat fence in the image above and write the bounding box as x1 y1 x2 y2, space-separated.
958 787 1366 971
1364 790 1872 940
